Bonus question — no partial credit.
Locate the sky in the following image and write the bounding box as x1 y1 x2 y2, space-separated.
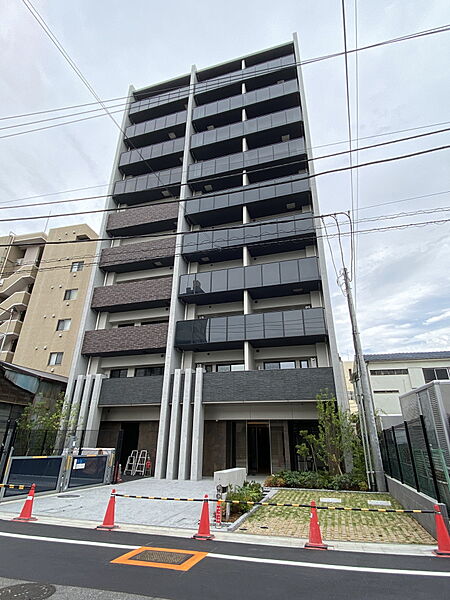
1 0 449 358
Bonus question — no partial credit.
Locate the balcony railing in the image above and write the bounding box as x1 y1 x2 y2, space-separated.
113 166 182 204
92 277 173 312
106 202 178 237
82 323 168 357
99 237 176 273
175 307 327 350
0 319 22 337
125 110 187 147
129 86 190 123
98 376 164 406
179 256 320 304
119 137 185 176
0 264 37 298
0 290 30 321
185 172 310 226
202 367 335 403
182 212 315 262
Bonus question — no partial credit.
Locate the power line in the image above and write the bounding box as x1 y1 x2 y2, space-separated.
2 21 449 127
2 125 450 218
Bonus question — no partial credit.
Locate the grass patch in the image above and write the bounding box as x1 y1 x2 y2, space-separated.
240 489 435 544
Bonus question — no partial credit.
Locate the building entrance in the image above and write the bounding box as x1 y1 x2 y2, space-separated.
247 423 271 475
119 422 140 467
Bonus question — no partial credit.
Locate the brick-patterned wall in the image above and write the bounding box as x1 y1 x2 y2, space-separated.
92 277 172 312
106 202 178 235
99 237 176 271
82 323 168 357
202 421 227 476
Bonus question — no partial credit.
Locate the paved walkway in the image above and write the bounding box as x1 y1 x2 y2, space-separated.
0 478 216 529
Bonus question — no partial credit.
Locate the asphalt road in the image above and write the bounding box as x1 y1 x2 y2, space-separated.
0 519 448 600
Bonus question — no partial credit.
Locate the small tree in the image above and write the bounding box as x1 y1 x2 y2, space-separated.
17 392 68 431
296 393 363 476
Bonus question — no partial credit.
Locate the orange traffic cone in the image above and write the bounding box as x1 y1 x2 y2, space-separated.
304 500 328 550
97 489 118 530
433 504 450 557
12 483 37 522
193 494 214 540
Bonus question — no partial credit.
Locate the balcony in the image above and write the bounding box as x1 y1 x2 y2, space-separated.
82 323 168 357
0 264 37 298
188 139 306 192
0 319 22 338
98 376 163 406
129 86 190 124
125 110 187 147
185 173 310 227
106 202 179 237
192 80 300 131
118 137 185 176
92 277 173 312
194 55 297 105
202 367 335 403
99 237 176 273
179 257 320 305
113 166 182 204
175 307 327 351
0 290 30 321
182 212 315 262
190 107 302 162
0 350 14 362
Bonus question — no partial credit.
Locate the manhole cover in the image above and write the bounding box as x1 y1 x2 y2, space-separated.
111 546 207 571
0 583 56 599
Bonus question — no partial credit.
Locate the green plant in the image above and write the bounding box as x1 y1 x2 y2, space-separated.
264 474 286 487
264 470 368 491
17 392 69 431
226 480 264 515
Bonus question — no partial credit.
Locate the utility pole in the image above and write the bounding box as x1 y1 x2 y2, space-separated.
342 267 386 491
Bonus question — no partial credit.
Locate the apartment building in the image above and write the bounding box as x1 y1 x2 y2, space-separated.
0 225 97 376
361 352 450 424
67 36 346 478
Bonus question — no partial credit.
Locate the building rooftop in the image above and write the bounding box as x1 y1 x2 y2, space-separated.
364 351 450 362
0 361 68 384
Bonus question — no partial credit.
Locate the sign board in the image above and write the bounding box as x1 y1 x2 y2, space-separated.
367 500 391 506
320 497 342 503
73 458 86 470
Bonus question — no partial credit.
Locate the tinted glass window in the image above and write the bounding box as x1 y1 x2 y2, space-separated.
264 362 279 370
228 267 244 290
280 260 299 284
435 368 449 380
280 361 296 369
230 363 245 371
423 368 435 383
211 269 228 292
217 364 231 372
135 366 164 376
110 369 127 378
245 265 262 288
262 262 280 286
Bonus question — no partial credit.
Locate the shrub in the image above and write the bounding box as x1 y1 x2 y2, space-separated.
264 470 368 491
226 481 264 515
264 474 286 487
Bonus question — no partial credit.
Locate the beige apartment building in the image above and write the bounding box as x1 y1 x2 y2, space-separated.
0 225 97 376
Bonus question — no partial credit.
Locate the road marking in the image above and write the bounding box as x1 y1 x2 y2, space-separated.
0 531 449 578
208 553 450 578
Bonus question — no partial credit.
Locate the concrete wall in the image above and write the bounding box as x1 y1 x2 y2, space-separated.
203 421 227 475
386 475 448 538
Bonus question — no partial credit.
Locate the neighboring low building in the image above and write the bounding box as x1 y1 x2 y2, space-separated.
341 359 357 413
360 352 450 421
0 361 67 440
0 225 97 376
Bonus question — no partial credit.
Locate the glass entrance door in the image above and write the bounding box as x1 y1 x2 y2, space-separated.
247 423 271 475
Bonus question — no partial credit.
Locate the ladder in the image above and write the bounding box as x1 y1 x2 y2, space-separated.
124 450 138 475
134 450 148 476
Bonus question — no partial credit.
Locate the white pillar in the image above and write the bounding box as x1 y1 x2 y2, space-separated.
178 368 194 480
68 375 86 431
83 374 106 447
190 367 204 480
166 369 183 479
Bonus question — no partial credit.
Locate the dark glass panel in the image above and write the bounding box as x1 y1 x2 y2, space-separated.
299 257 319 281
211 269 228 292
245 313 264 339
280 259 299 284
209 317 227 343
193 271 211 294
228 267 244 290
227 315 245 341
262 262 281 286
245 264 262 288
283 310 303 337
263 311 284 339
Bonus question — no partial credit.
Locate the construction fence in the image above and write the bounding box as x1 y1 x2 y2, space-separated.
380 415 450 513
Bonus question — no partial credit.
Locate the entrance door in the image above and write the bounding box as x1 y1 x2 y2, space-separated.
247 423 271 475
119 422 140 467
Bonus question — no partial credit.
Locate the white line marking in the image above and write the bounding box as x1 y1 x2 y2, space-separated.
208 553 450 578
0 531 448 578
0 531 139 551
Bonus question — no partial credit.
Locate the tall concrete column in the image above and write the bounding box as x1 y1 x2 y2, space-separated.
75 374 94 434
155 65 197 479
178 368 194 479
190 367 204 480
83 374 106 447
166 369 183 478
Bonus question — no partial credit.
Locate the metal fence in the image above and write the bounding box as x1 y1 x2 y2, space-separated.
380 416 450 512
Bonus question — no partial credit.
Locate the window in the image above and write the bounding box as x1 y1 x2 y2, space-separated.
373 390 399 394
217 363 245 372
370 369 408 376
117 323 135 328
56 319 71 331
70 261 84 272
135 366 164 377
48 352 63 366
299 360 309 369
264 361 296 370
64 289 78 300
110 369 128 378
423 367 450 383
